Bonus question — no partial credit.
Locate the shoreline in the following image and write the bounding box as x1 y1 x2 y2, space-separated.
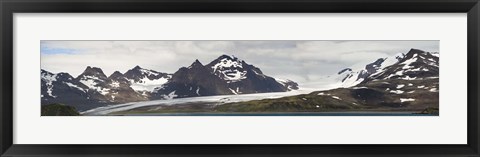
105 111 437 116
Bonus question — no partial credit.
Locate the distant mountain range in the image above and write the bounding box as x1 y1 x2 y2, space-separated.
41 55 298 111
215 49 439 113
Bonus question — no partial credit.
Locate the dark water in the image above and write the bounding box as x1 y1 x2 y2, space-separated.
122 112 437 116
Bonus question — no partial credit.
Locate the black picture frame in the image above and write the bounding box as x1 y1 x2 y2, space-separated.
1 0 479 156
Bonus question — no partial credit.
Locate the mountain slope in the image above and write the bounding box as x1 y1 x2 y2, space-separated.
41 69 99 111
337 53 405 87
123 66 171 92
151 59 231 99
105 71 149 103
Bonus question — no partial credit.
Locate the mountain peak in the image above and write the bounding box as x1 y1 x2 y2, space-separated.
188 59 204 69
193 59 202 64
133 65 142 70
41 69 52 74
405 48 426 57
109 71 124 79
213 54 244 63
79 66 107 79
218 54 236 60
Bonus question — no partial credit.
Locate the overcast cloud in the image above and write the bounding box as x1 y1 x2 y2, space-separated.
41 40 439 84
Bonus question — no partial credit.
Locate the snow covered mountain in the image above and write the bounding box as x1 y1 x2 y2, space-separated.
152 55 298 99
336 52 406 87
73 66 147 104
364 48 439 82
206 55 297 94
41 66 169 111
41 69 102 111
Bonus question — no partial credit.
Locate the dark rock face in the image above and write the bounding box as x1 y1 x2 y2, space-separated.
152 55 297 99
365 58 385 74
338 68 352 75
78 66 108 80
152 60 231 98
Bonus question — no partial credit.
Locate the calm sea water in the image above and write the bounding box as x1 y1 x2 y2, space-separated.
122 112 437 116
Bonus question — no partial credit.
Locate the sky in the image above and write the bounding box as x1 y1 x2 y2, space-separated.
41 40 439 84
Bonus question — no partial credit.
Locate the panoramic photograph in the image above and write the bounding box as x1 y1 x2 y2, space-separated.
40 40 439 116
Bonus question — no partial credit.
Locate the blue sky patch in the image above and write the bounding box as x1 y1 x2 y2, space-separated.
41 45 79 55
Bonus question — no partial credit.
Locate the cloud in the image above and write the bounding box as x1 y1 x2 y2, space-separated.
41 40 439 83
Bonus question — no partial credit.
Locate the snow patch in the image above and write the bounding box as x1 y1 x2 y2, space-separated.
401 55 418 70
352 87 368 89
110 81 120 88
390 90 404 94
129 77 169 92
65 82 86 93
396 84 405 89
41 72 57 98
79 76 110 95
400 98 415 102
162 91 177 100
211 58 247 82
229 88 238 95
401 76 417 80
331 96 341 100
317 92 331 96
